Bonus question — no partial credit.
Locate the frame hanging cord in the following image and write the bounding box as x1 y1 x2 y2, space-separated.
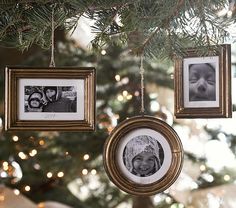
140 55 145 114
49 6 56 67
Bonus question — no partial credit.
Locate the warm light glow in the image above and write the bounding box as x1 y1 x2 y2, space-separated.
200 165 206 171
165 196 172 204
47 172 53 178
134 91 139 96
38 202 45 208
82 169 88 175
29 149 37 157
39 140 45 146
122 90 128 97
126 94 133 100
83 154 90 160
117 95 124 101
2 161 9 171
34 163 41 170
115 75 120 82
101 49 106 55
24 185 31 192
224 174 231 181
0 194 5 202
91 169 97 175
14 189 20 195
57 171 64 178
12 135 19 142
18 152 28 160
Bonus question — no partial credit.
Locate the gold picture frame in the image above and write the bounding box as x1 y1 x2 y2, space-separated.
103 116 183 196
5 66 96 131
174 44 232 118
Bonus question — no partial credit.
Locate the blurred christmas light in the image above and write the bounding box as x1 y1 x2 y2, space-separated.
224 174 231 181
202 173 214 182
83 154 90 160
3 162 8 171
29 149 37 157
121 77 129 84
117 94 124 101
82 169 88 175
200 164 206 171
115 75 120 81
165 196 172 204
122 90 128 97
150 100 160 112
33 163 41 170
91 169 97 175
38 202 45 208
24 185 31 192
39 139 45 146
0 194 4 202
126 94 132 100
170 73 174 79
153 195 162 203
47 172 53 178
18 152 28 160
12 135 19 142
101 49 106 55
0 117 2 129
57 172 64 178
14 189 20 195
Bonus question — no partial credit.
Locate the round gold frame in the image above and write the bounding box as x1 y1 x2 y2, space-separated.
103 115 183 196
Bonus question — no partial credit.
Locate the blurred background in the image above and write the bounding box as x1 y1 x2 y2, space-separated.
0 16 236 208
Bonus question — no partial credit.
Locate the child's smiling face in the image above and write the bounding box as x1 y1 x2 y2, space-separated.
132 152 156 176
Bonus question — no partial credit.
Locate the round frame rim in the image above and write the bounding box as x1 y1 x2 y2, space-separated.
103 115 183 196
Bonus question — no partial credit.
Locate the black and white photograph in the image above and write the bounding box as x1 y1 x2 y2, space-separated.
183 56 219 108
5 67 96 131
174 44 232 118
123 135 164 177
25 86 77 113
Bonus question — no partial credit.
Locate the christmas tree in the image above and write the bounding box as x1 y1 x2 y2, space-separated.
0 1 236 208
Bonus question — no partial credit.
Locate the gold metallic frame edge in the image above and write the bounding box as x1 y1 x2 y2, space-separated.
103 115 183 196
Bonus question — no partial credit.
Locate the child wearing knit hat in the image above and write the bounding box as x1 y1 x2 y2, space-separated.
123 135 162 177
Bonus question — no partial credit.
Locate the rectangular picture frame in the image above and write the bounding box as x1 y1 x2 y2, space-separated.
5 66 96 131
174 44 232 118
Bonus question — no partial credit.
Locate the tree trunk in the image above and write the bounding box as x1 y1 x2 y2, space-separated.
132 196 154 208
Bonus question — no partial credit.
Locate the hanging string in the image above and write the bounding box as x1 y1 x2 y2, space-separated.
140 55 145 114
49 6 55 67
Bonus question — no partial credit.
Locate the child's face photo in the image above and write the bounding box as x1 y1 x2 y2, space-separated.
123 135 163 177
46 88 56 101
189 63 216 101
132 152 156 176
29 93 42 108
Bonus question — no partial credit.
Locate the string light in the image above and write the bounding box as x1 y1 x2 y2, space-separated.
39 139 45 146
2 161 8 171
83 154 90 160
38 203 45 208
82 169 88 175
57 172 64 178
200 164 206 171
29 149 37 157
34 163 41 170
117 95 124 101
101 49 106 55
12 135 19 142
24 185 31 192
165 196 172 204
18 152 28 160
14 189 20 195
47 172 53 178
122 90 128 97
224 174 230 181
115 75 120 82
91 169 97 175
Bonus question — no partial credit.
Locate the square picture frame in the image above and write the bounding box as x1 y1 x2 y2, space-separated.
103 116 183 196
174 44 232 118
5 66 96 131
